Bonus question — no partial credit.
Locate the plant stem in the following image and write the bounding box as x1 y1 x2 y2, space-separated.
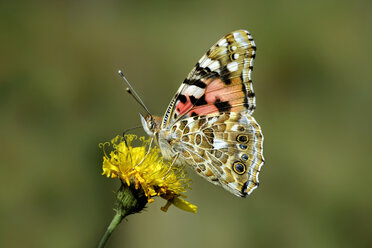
98 183 148 247
98 211 124 248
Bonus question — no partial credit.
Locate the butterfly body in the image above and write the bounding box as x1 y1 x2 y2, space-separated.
140 30 264 197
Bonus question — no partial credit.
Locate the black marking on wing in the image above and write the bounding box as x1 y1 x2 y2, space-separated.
241 83 249 109
214 98 232 113
178 94 187 104
194 62 219 79
189 95 198 105
241 182 248 196
190 94 208 106
193 80 207 88
220 66 231 85
247 92 255 98
162 98 175 126
183 78 207 89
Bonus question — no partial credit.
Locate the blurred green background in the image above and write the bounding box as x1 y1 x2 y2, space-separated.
1 0 371 247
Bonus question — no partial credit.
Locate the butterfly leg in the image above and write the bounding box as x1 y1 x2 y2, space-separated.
163 153 180 179
135 137 154 167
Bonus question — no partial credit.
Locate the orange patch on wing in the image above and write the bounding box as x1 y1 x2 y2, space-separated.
192 105 219 115
205 78 244 102
175 97 193 115
190 77 246 115
176 77 246 117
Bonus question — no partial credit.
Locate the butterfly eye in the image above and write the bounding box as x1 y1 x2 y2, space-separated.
148 120 154 128
233 162 246 175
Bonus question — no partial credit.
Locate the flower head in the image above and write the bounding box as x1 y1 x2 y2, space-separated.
100 134 197 213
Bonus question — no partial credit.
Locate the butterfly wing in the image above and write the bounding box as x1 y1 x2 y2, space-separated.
161 30 257 129
157 30 264 196
170 112 264 197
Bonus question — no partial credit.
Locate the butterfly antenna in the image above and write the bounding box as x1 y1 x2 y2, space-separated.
118 70 152 116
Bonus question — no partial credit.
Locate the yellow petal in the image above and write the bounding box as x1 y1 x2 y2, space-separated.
102 158 119 177
171 197 198 213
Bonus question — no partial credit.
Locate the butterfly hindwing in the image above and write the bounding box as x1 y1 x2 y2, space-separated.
169 112 264 196
161 30 257 129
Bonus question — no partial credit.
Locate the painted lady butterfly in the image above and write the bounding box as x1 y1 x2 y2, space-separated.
125 30 264 197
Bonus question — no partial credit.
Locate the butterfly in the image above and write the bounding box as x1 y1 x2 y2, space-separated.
125 30 264 197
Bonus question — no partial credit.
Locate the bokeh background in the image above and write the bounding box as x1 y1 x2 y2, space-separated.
1 0 371 247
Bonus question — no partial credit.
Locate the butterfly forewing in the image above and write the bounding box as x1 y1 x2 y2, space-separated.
161 30 257 130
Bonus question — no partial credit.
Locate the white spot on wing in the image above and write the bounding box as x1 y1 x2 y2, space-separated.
227 61 239 72
242 69 248 82
231 125 239 131
183 85 204 98
239 116 249 124
218 38 227 47
213 139 228 149
208 117 218 125
208 60 220 71
200 57 212 68
233 32 249 47
198 55 207 64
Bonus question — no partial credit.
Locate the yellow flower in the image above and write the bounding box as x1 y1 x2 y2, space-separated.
100 134 197 213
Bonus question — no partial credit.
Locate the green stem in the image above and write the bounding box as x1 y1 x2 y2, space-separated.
98 183 148 248
98 211 124 248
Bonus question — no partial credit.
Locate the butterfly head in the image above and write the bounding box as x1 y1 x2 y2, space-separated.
140 113 160 136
